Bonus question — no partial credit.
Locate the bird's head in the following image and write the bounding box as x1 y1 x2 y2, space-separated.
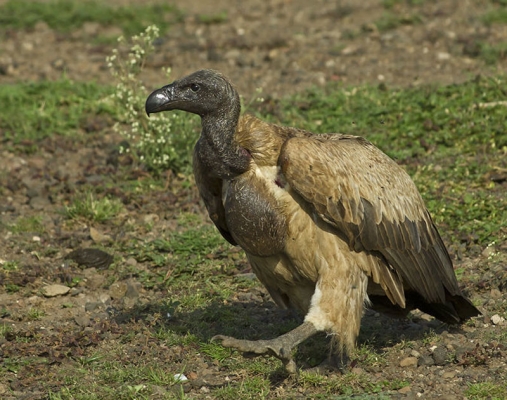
145 69 239 118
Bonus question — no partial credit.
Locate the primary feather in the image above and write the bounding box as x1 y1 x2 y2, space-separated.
145 69 479 369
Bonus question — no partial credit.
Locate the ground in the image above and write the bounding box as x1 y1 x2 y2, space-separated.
1 0 507 399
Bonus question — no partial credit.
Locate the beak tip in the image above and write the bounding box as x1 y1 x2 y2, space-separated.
145 85 174 115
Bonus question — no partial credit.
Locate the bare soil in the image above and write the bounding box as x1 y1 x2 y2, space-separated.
1 0 506 399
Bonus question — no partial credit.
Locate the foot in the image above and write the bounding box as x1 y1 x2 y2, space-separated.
212 321 318 374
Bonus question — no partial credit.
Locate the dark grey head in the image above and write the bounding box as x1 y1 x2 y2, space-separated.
145 69 239 118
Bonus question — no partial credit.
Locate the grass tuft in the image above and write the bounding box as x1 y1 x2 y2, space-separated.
65 192 123 223
466 381 507 399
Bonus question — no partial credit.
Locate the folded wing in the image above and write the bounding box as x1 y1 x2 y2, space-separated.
279 134 478 322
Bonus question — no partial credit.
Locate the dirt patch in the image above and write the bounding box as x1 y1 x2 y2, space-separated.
1 0 506 399
1 0 506 96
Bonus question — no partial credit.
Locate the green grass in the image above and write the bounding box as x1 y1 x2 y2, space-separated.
466 382 507 399
1 261 19 272
65 192 124 223
478 42 507 64
482 8 507 26
26 307 46 321
9 216 45 234
0 0 181 37
372 12 422 31
197 11 228 24
0 79 115 150
276 76 507 245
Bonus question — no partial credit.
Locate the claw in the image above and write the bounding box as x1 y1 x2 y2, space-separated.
213 334 296 372
210 322 318 374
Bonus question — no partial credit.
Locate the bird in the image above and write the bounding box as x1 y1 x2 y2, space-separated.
145 69 480 373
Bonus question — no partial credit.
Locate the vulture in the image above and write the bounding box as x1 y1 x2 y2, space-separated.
145 70 479 373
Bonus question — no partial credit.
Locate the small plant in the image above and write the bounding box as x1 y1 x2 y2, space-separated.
0 323 12 338
27 307 46 321
65 192 123 222
197 11 228 24
106 25 198 175
466 382 507 399
1 261 19 271
200 342 233 362
5 284 20 293
10 216 45 234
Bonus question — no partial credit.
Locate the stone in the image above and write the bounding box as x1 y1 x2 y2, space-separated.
443 370 457 379
398 385 412 394
125 281 140 299
432 346 448 366
491 314 505 325
42 284 70 297
74 315 91 327
109 282 128 299
418 355 435 366
399 356 418 367
85 302 103 312
410 350 421 358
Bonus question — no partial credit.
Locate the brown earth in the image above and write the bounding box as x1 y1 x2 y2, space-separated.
1 0 507 399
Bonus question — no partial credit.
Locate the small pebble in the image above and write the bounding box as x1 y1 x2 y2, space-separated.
42 284 70 297
174 374 188 382
399 357 418 367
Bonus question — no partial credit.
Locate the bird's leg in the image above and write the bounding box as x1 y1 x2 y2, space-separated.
212 321 318 374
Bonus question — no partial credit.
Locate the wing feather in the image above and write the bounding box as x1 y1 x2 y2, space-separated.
279 135 462 305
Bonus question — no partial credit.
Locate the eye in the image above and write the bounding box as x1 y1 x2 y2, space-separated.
190 83 200 92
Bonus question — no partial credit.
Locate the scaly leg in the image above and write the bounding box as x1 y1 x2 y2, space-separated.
212 321 318 374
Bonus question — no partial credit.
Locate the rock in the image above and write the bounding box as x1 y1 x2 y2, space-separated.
66 248 113 269
174 373 188 382
109 282 128 299
410 350 421 358
125 281 140 299
27 295 42 305
98 293 111 304
437 52 451 60
399 356 418 367
126 257 137 267
85 301 103 312
432 346 448 366
482 245 497 258
69 287 83 296
74 314 91 327
42 284 70 297
398 385 412 394
90 227 112 244
29 196 51 210
418 355 435 366
491 314 505 325
443 371 457 379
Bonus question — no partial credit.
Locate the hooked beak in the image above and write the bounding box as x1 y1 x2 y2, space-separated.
145 84 175 116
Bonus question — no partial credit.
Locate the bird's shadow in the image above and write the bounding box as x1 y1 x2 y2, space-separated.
113 295 462 374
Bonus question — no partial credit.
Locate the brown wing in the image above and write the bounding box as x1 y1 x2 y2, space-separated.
279 134 467 309
193 142 237 246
